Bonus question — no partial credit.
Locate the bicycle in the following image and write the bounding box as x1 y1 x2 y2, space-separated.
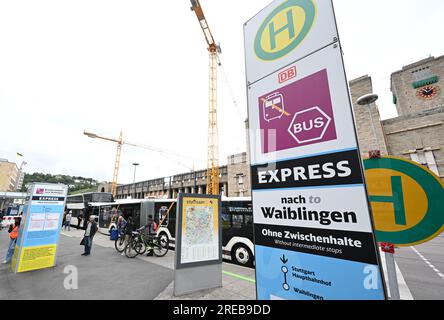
124 231 169 258
114 229 127 253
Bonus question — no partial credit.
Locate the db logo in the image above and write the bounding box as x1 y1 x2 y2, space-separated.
288 106 331 144
278 66 297 84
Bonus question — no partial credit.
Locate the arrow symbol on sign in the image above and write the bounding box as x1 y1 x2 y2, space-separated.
280 255 288 264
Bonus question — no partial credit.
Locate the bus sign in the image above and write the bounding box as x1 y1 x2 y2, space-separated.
364 157 444 246
245 0 386 301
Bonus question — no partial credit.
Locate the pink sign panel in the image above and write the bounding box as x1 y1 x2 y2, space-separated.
258 69 337 154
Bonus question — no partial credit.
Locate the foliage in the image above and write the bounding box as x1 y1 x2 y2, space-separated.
21 172 99 194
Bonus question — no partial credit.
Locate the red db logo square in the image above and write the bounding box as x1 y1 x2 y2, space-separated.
278 66 297 84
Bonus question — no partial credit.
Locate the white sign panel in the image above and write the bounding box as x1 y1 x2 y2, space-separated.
244 0 338 85
253 186 373 233
248 43 358 165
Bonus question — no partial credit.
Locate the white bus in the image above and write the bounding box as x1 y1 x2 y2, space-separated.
97 197 255 267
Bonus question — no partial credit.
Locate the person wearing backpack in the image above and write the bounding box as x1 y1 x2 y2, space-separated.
137 215 158 256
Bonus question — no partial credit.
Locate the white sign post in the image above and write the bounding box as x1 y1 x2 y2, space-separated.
244 0 387 300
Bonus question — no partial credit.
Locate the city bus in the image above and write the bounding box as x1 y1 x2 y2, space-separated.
97 197 255 267
65 192 113 229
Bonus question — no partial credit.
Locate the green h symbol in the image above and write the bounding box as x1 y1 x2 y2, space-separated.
268 10 295 50
369 176 407 226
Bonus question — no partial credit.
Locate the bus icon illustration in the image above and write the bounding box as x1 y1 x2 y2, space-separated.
262 92 286 122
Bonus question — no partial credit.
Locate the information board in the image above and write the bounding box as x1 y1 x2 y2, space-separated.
11 183 68 273
174 194 222 296
245 0 386 300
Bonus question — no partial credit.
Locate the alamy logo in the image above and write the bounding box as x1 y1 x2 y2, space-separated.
255 0 316 61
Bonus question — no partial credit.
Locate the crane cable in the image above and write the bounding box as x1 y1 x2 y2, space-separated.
216 54 245 123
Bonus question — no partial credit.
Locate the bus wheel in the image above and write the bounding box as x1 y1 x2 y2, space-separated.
232 244 253 267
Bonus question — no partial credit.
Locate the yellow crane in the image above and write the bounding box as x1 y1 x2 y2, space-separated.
84 130 194 197
190 0 221 195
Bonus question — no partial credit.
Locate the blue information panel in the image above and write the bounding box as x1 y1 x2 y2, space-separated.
12 183 68 273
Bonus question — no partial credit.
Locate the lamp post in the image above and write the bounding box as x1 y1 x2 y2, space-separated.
357 94 400 299
357 94 380 157
132 163 139 199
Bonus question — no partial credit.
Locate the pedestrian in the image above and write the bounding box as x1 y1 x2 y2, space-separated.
81 216 98 256
62 211 66 230
3 217 21 264
64 211 72 231
137 215 158 256
122 216 136 256
77 211 84 230
116 216 127 234
0 209 4 230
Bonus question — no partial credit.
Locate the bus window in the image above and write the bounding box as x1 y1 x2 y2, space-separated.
245 215 254 226
159 206 169 225
222 213 231 230
232 214 243 229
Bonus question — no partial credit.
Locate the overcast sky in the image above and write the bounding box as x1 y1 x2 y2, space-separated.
1 0 443 184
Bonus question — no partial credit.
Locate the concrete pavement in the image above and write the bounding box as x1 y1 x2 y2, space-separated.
0 228 173 300
62 228 257 300
3 225 444 300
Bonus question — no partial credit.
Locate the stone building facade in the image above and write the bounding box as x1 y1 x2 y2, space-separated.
116 55 444 199
0 159 19 192
384 56 444 179
349 55 444 180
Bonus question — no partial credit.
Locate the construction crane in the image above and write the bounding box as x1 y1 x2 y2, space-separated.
83 130 194 197
190 0 221 195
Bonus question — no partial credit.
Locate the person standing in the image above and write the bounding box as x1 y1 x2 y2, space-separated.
77 211 84 230
122 216 135 256
64 211 72 231
137 215 158 256
3 217 21 264
81 216 98 256
62 211 66 230
0 209 4 230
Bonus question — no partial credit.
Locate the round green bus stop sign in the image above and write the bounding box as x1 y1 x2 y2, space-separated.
364 157 444 246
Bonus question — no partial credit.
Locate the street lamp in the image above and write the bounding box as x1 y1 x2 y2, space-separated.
357 93 380 154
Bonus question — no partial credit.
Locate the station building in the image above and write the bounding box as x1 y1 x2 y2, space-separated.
352 55 444 179
116 55 444 199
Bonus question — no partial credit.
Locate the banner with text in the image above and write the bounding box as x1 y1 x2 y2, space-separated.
244 0 386 300
12 183 68 273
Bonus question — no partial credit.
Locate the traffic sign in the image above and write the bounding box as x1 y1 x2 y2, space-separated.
380 242 395 254
244 0 338 85
364 157 444 246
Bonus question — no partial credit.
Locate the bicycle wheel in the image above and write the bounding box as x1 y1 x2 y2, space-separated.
153 238 169 257
135 238 147 255
115 236 126 253
124 238 140 258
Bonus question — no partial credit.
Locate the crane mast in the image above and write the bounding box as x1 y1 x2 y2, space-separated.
190 0 220 195
112 132 123 196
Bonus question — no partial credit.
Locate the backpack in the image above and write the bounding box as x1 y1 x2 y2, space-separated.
147 221 158 235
